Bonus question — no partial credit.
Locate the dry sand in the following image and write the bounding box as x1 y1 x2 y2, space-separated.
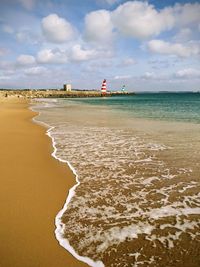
0 97 87 267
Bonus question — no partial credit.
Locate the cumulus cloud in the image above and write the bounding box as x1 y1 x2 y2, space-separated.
147 40 200 58
37 48 68 64
111 1 174 39
17 54 36 65
42 14 75 43
84 2 200 42
84 10 114 43
24 66 47 75
175 68 200 79
70 45 97 61
36 45 112 64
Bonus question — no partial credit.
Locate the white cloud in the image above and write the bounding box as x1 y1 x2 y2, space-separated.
37 44 112 64
84 2 200 42
18 0 36 10
41 14 75 43
175 68 200 79
84 10 114 43
37 48 68 64
112 1 174 39
70 45 97 61
17 54 36 65
147 40 200 58
24 66 47 75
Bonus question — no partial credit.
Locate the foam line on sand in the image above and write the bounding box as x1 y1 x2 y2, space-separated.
31 103 104 267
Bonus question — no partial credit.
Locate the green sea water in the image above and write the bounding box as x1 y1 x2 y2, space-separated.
67 92 200 124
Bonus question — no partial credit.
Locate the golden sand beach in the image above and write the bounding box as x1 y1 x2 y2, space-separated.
0 97 86 267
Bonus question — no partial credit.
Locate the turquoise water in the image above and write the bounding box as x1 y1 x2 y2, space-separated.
66 93 200 124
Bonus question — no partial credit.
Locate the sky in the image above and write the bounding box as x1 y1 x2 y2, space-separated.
0 0 200 91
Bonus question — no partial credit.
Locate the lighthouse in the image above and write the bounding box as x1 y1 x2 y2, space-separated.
101 79 107 95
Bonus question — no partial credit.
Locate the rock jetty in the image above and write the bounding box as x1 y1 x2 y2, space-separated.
0 89 134 99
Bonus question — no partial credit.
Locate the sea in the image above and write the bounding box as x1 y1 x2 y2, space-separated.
32 92 200 267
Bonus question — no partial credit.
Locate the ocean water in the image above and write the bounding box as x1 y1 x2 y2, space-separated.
32 93 200 267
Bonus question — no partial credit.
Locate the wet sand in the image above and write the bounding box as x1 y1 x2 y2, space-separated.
0 97 87 267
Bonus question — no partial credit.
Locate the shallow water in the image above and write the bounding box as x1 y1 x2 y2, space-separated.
33 94 200 267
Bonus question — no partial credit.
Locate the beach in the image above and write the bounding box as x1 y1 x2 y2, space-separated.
1 94 199 267
0 97 87 267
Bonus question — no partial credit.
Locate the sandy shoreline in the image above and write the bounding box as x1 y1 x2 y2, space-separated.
0 97 87 267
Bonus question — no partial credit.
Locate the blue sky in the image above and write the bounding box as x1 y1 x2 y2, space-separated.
0 0 200 91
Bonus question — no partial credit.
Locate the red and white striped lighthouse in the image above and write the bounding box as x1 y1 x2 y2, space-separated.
101 79 107 94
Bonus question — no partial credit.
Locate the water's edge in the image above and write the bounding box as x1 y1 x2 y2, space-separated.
29 102 104 267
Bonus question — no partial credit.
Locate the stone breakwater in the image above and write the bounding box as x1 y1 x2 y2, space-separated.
0 89 134 99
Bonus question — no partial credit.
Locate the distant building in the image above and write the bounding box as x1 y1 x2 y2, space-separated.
63 84 72 91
